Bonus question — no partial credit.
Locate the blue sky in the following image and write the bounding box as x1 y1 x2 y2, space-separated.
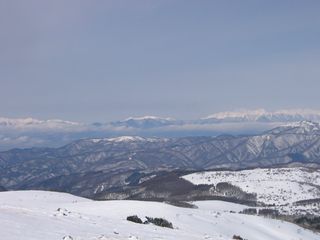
1 0 320 122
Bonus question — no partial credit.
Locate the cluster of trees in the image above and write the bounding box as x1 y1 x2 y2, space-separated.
214 182 257 202
240 208 279 217
126 215 173 228
294 216 320 231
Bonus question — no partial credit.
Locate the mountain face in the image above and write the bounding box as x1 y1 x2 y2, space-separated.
1 121 320 198
2 109 320 150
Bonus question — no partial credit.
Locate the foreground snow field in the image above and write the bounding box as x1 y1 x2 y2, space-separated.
0 191 319 240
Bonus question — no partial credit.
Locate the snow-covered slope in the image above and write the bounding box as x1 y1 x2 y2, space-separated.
182 167 320 212
0 191 318 240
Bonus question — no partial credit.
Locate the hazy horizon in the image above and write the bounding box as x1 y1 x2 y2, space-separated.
3 108 320 123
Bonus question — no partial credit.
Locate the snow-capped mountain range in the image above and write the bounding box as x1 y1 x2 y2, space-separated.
4 109 320 129
203 109 320 122
0 117 81 129
110 116 180 129
2 109 320 150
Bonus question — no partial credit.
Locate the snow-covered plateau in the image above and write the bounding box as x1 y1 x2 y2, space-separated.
0 190 319 240
182 167 320 215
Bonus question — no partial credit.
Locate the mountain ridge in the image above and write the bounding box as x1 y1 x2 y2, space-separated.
2 121 320 198
3 109 320 129
2 109 320 150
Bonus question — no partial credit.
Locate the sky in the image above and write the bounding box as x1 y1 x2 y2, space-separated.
1 0 320 122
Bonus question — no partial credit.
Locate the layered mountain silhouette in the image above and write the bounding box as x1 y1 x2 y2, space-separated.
1 121 320 198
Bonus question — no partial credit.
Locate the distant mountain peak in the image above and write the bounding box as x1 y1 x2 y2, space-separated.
88 136 163 144
107 136 147 142
204 109 320 122
111 116 177 129
124 116 174 121
0 117 81 128
205 109 267 120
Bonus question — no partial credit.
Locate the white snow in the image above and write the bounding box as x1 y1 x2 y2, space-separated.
0 190 319 240
182 167 320 206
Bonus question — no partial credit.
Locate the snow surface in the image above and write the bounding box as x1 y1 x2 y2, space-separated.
0 190 319 240
182 168 320 206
